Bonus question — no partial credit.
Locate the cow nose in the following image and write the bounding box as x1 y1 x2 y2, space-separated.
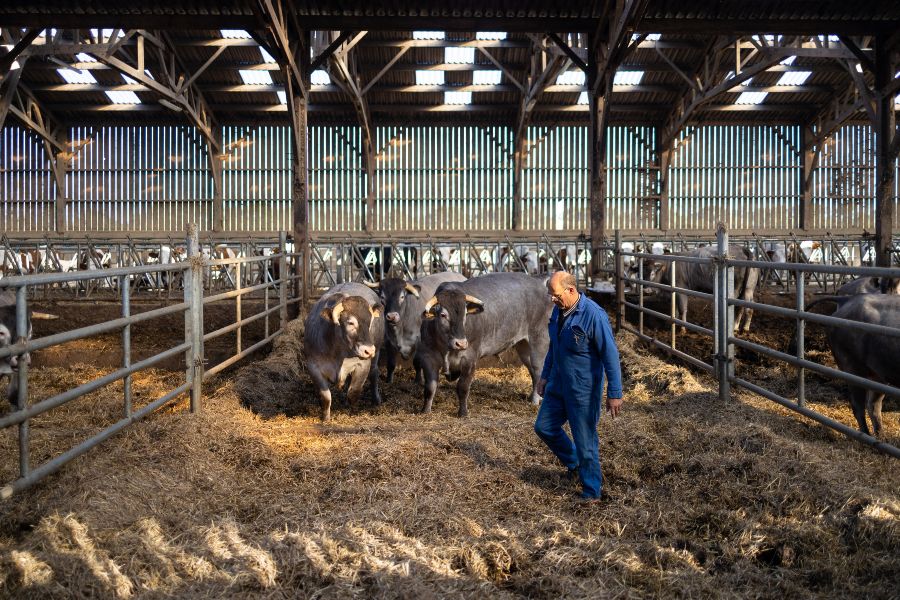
386 312 400 323
451 338 468 350
357 344 376 359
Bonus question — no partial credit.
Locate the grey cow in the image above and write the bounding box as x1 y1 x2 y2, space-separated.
0 290 42 404
836 276 900 296
417 273 551 417
814 294 900 437
642 245 760 333
365 271 466 384
303 282 384 421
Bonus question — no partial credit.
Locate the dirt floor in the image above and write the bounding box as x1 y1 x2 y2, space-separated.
0 293 898 599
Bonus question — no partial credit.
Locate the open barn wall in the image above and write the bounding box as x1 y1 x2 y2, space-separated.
3 122 900 236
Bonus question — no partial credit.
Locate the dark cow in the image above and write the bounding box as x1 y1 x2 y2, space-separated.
807 294 900 436
836 276 900 296
303 282 384 421
417 272 551 417
366 271 466 384
354 245 419 281
640 245 760 333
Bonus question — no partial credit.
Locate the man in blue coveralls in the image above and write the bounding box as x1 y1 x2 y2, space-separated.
535 271 623 503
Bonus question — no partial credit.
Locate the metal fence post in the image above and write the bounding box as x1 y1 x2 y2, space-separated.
15 286 30 479
716 224 731 401
796 273 806 407
184 224 203 412
279 231 288 331
614 230 624 333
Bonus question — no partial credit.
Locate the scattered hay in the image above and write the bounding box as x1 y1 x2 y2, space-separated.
0 318 898 599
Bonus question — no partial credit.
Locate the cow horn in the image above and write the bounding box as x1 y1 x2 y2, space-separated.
464 294 483 307
331 301 345 324
363 280 380 289
405 282 420 297
31 311 59 320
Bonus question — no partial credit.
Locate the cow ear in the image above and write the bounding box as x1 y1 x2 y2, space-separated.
370 302 383 319
405 282 420 297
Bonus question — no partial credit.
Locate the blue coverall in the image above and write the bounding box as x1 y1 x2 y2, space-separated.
534 294 623 499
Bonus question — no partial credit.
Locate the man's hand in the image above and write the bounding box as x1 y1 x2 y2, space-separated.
537 378 547 396
606 396 623 418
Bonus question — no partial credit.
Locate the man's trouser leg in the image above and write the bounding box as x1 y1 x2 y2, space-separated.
534 390 578 471
566 394 603 498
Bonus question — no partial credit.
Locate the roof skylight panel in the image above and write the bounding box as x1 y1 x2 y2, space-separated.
416 70 445 85
239 69 274 85
444 91 472 105
445 47 475 64
613 71 644 85
57 68 97 84
311 70 331 85
472 70 502 85
556 70 585 85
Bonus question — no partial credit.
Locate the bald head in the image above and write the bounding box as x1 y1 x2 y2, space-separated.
547 271 579 310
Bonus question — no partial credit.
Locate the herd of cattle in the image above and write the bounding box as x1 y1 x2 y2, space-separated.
0 238 898 441
304 244 898 438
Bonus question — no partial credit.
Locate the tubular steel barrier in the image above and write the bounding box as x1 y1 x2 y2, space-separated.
0 225 292 498
612 225 900 459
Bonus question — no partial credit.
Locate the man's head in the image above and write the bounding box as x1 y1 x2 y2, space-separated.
547 271 579 310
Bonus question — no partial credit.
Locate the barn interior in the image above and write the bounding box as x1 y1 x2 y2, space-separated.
1 1 900 598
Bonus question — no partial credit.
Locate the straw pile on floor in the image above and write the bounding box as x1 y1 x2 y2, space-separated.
0 323 897 598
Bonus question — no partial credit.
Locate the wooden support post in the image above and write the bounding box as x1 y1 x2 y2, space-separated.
799 124 815 231
656 127 671 231
211 127 224 232
289 31 310 308
874 37 897 267
53 151 67 234
364 134 376 231
512 125 525 231
588 38 611 276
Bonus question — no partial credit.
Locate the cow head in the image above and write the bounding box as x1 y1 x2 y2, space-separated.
365 278 420 324
321 294 382 359
366 278 422 358
422 288 484 351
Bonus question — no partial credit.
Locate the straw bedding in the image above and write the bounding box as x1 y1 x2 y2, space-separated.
0 309 898 598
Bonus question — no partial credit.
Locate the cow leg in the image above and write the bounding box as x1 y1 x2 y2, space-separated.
422 363 439 414
867 391 885 437
677 292 688 334
412 353 424 385
307 364 333 421
455 362 476 418
514 340 541 406
368 354 382 406
848 386 871 435
345 362 371 408
384 346 397 384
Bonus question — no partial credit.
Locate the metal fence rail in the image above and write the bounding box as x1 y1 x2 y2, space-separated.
613 225 900 459
0 226 290 498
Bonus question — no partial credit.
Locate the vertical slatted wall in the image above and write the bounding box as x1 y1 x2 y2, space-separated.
811 125 876 230
2 123 898 235
669 125 800 230
222 125 291 232
68 126 213 231
0 126 55 233
375 125 513 231
522 125 587 231
309 125 365 231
